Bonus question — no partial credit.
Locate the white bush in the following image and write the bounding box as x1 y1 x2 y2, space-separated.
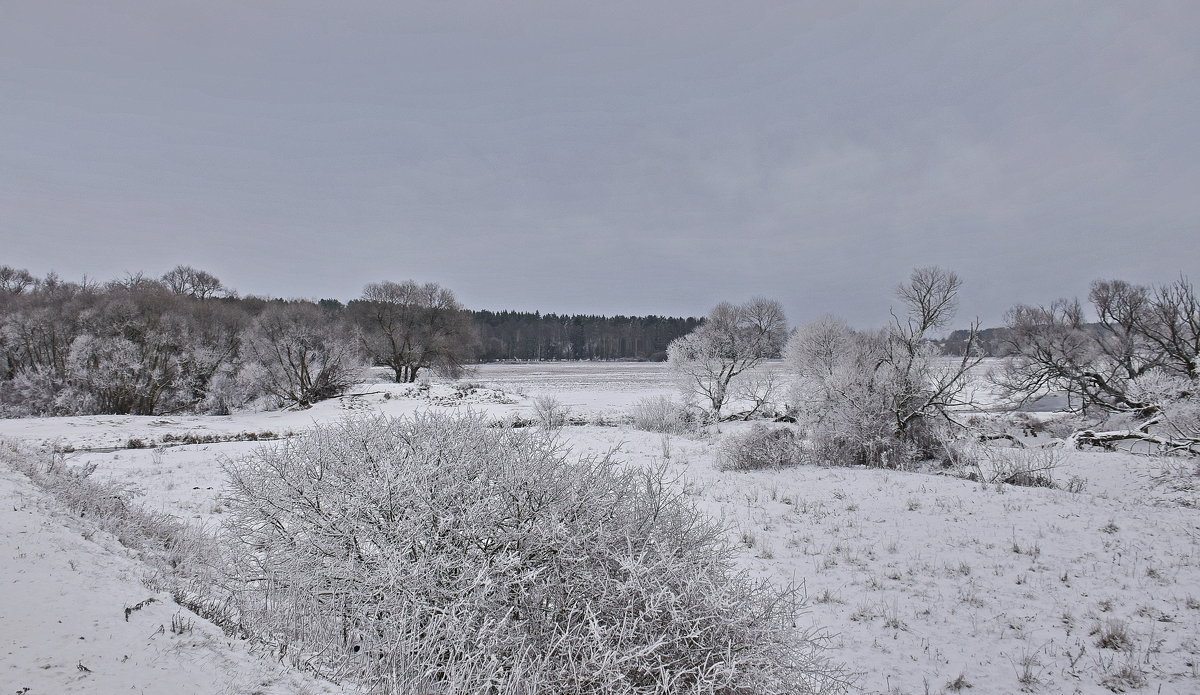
630 395 702 435
220 413 846 694
718 425 801 471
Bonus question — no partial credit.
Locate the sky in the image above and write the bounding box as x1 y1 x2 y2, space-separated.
2 1 1198 328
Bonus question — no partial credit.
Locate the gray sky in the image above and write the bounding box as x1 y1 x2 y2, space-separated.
3 1 1197 328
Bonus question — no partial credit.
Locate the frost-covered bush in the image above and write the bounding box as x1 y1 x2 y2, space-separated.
630 395 702 435
0 368 67 417
718 425 801 471
530 394 570 429
221 413 846 694
1134 375 1200 447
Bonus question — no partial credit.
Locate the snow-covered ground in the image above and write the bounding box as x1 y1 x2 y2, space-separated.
2 361 1198 694
0 466 350 695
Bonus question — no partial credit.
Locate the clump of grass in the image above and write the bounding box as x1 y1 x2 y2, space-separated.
160 430 288 446
124 596 157 621
1100 662 1147 692
1011 648 1042 691
813 588 843 604
1091 618 1133 651
169 611 195 635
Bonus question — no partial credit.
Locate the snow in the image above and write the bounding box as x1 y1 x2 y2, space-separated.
2 361 1199 694
0 467 348 695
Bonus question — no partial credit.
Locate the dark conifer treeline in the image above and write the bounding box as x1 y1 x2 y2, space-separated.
470 311 701 362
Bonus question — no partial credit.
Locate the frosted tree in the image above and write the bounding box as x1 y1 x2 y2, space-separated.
997 277 1199 416
352 280 472 382
787 267 982 467
668 297 788 419
997 276 1199 452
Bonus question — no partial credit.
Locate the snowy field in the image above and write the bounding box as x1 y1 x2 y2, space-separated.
2 361 1199 694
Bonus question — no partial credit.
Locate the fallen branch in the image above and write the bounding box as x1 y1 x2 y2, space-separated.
977 432 1026 448
1069 428 1200 455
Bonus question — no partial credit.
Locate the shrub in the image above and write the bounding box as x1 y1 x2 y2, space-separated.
718 425 801 471
530 394 570 429
630 395 702 435
220 413 846 694
805 431 920 470
967 447 1063 488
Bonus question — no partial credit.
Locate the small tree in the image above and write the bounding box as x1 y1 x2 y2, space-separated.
787 267 981 468
243 303 363 407
352 280 473 383
668 297 788 419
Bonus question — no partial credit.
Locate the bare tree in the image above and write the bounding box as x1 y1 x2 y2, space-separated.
895 266 962 336
997 277 1199 417
1139 277 1200 380
0 266 36 296
668 297 787 419
352 280 472 383
885 267 983 436
161 265 226 299
244 303 363 407
997 276 1200 453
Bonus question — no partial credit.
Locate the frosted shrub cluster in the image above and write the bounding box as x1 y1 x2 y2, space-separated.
717 425 801 471
220 413 846 694
629 395 702 435
530 394 571 429
784 267 980 469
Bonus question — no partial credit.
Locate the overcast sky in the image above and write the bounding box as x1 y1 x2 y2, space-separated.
2 2 1197 328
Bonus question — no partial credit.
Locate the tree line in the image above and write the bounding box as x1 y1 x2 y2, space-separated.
0 265 699 417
